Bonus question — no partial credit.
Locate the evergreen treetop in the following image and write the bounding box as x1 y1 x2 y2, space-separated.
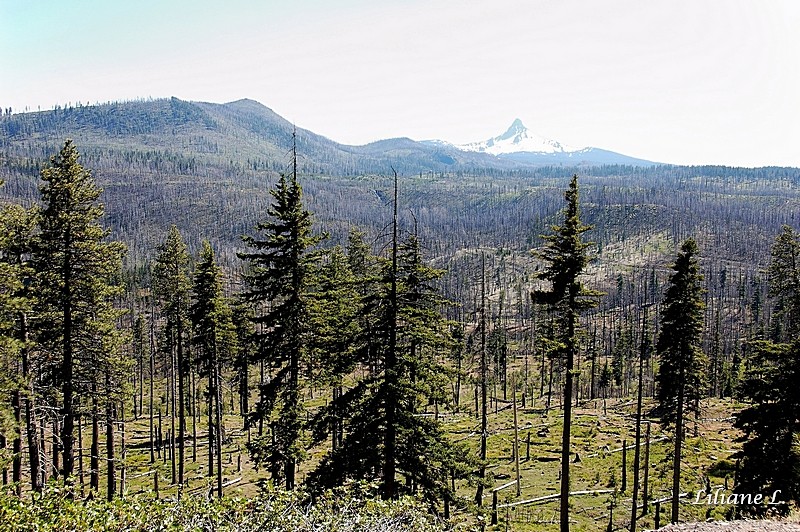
33 139 126 483
238 164 323 490
656 237 707 424
532 174 600 532
735 227 800 514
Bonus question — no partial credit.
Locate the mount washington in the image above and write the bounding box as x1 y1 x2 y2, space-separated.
429 117 658 167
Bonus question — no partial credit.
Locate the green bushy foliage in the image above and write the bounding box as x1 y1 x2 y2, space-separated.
0 482 444 531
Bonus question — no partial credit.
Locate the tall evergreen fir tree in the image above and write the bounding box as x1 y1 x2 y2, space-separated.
346 228 381 373
307 246 361 387
766 225 800 341
0 201 38 492
230 301 254 423
655 237 706 524
152 225 191 486
533 174 600 532
191 240 236 497
308 228 474 508
0 203 31 493
734 226 800 515
32 140 126 485
304 246 361 455
347 228 377 288
238 152 322 490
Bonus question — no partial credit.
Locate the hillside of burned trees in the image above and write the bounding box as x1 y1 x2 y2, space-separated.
1 99 797 268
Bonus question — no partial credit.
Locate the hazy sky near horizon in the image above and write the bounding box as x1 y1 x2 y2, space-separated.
2 0 799 167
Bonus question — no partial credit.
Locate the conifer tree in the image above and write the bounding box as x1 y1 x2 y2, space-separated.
230 301 254 423
346 228 381 373
0 202 37 492
308 222 473 508
33 140 126 485
191 240 236 497
93 288 129 501
307 246 361 388
305 246 361 452
766 225 800 341
347 228 376 287
238 150 322 490
735 226 800 514
0 203 32 493
533 174 600 532
152 225 191 486
655 238 706 523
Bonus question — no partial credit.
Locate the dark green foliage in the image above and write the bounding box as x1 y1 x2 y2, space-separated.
534 176 599 312
611 327 632 388
488 312 508 385
191 240 237 496
533 174 600 532
0 201 39 490
231 300 255 420
239 167 322 489
347 228 377 287
151 224 191 485
0 203 32 438
152 226 191 358
655 237 706 523
598 362 612 397
32 140 126 482
308 234 474 508
735 227 800 515
307 246 362 384
734 340 800 515
191 241 236 378
767 225 800 341
656 238 707 424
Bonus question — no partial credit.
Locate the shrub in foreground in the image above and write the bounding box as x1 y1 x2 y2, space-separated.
0 482 446 531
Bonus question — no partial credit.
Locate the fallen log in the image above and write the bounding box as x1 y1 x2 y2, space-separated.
498 488 615 509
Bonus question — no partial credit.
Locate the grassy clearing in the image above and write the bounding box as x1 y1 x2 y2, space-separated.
45 390 742 531
439 394 742 530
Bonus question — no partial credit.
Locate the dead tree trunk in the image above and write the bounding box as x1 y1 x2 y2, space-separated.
475 254 488 507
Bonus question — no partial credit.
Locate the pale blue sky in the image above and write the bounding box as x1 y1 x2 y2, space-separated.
2 0 799 167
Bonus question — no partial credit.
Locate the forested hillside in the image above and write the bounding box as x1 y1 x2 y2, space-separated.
1 100 800 530
1 99 797 268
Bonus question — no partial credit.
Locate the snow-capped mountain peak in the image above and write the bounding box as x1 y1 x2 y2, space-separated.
421 118 656 166
458 119 585 155
497 118 527 141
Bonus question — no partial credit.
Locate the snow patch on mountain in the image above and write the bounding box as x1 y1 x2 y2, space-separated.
456 119 587 155
422 119 656 166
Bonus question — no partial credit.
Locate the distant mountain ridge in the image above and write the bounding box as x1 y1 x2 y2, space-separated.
429 118 657 167
0 98 657 177
0 97 531 177
0 96 796 276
